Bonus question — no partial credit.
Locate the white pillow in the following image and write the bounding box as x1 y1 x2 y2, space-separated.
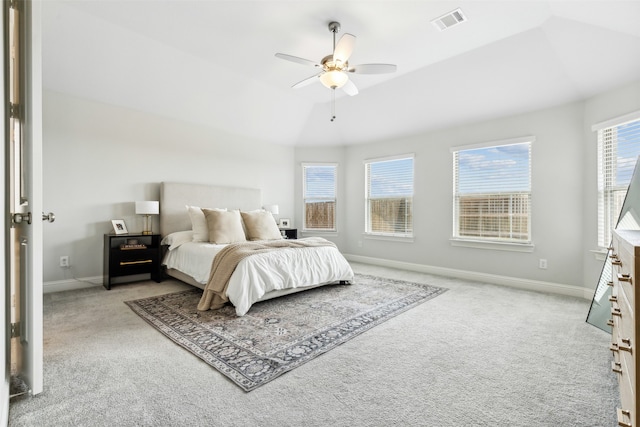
187 205 226 242
161 230 194 251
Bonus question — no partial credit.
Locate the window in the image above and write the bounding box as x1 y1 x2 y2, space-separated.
364 155 414 238
302 163 337 231
452 137 533 244
594 113 640 248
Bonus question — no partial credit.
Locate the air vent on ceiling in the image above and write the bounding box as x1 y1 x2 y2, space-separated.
431 8 467 31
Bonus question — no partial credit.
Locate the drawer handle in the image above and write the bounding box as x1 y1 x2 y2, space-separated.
612 259 622 266
119 260 153 266
611 307 622 317
617 273 632 283
618 343 633 354
607 319 615 327
608 281 614 287
609 295 618 303
612 361 623 374
609 253 618 259
617 408 632 427
609 341 630 354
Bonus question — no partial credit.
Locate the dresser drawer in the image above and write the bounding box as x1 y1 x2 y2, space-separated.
613 243 635 310
611 300 635 346
612 345 635 395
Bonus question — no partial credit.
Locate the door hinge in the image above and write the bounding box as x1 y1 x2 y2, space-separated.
9 1 22 12
12 212 32 225
9 102 21 119
10 322 20 339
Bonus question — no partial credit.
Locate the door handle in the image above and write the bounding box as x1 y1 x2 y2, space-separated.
42 212 55 223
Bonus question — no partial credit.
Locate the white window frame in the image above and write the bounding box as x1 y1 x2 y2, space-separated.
451 136 534 250
593 110 640 249
364 154 414 239
302 162 337 232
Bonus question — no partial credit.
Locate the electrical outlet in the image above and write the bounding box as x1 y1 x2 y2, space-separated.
60 255 70 268
539 259 548 269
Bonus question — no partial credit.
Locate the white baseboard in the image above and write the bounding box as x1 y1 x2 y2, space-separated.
43 276 102 293
43 258 596 301
344 254 594 300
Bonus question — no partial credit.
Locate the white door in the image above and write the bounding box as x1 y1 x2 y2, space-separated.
18 0 44 397
3 2 44 422
0 4 10 425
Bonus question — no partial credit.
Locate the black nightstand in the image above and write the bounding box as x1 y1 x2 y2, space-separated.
103 233 161 290
280 228 297 239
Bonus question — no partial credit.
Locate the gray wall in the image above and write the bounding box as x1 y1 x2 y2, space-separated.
44 80 640 294
295 80 640 291
43 90 295 284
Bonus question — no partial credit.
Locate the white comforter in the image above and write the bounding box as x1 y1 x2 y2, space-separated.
163 239 354 316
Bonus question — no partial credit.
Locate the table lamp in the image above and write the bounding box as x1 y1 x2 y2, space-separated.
135 201 159 235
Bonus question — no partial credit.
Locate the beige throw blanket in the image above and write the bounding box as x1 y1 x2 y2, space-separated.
197 237 337 311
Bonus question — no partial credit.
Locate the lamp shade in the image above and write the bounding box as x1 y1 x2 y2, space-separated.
263 204 279 215
135 201 159 215
320 70 348 89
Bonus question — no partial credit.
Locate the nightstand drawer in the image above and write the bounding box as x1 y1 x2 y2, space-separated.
111 249 156 265
110 250 155 276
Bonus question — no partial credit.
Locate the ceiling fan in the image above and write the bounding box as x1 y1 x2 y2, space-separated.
275 21 397 121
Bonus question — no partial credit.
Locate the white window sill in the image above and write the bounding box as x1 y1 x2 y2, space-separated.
450 238 534 252
590 249 608 261
363 233 414 243
301 230 338 236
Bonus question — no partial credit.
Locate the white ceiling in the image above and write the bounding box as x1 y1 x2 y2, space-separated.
42 1 640 146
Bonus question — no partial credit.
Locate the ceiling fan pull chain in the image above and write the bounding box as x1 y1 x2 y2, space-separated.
331 89 336 122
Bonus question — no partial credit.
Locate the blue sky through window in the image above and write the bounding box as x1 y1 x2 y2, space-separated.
368 157 414 198
304 165 335 199
615 120 640 185
457 142 530 194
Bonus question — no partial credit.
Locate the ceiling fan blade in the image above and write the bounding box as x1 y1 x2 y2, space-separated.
348 63 397 74
333 33 356 64
292 73 322 89
275 53 321 68
342 79 358 96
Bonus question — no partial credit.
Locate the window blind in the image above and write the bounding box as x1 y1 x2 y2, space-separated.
365 155 414 237
302 163 337 231
597 116 640 247
453 140 532 243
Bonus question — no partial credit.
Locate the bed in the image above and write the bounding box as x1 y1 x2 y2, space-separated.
159 182 354 316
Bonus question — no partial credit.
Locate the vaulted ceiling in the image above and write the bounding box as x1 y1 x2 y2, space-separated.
42 1 640 146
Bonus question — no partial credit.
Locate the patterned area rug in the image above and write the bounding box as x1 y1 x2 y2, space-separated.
125 274 447 391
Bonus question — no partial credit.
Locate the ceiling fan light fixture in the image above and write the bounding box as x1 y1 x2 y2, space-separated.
320 70 348 89
275 20 396 121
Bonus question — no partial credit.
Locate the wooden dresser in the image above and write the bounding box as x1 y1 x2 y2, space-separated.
610 229 639 427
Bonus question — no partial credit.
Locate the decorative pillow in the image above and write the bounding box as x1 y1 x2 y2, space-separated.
202 209 246 244
160 230 194 251
187 205 225 242
240 210 283 241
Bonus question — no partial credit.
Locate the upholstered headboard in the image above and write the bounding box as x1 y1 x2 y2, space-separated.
159 182 262 237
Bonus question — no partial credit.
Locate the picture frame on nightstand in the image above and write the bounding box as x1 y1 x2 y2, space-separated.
279 218 290 228
111 219 128 235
